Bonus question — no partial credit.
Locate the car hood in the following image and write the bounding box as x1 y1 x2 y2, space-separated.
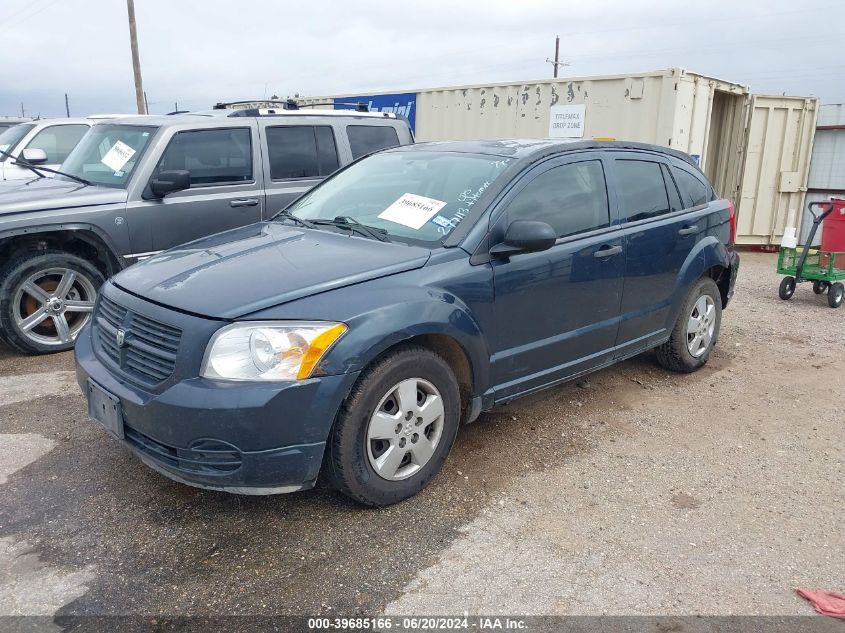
0 178 126 216
113 222 432 319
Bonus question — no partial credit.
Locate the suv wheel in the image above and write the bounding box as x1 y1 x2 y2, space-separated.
325 345 461 506
656 277 722 373
0 251 104 354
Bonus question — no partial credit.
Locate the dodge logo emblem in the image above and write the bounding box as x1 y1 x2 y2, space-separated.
116 328 126 347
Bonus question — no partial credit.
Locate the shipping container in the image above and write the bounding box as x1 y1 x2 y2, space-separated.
801 104 845 245
304 67 817 245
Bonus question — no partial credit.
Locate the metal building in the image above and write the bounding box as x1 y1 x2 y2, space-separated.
802 104 845 244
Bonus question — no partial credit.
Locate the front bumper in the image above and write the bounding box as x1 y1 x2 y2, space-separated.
74 303 360 494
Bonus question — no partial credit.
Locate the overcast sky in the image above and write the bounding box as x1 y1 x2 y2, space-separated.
1 0 843 118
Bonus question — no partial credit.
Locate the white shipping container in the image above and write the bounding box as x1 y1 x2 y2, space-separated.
306 67 817 245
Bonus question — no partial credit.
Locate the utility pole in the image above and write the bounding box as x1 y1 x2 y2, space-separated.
143 91 149 115
65 93 70 117
545 35 570 78
126 0 146 114
20 103 24 117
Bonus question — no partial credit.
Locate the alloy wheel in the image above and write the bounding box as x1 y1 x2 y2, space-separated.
366 378 445 481
12 267 97 348
686 295 716 358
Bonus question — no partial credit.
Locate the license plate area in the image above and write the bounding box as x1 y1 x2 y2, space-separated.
87 379 124 439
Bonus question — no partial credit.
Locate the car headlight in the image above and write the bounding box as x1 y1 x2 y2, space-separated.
200 321 347 381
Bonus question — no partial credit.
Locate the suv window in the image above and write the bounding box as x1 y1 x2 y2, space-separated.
616 159 672 222
347 125 400 159
157 128 252 186
507 160 610 238
25 124 89 164
673 167 712 207
265 125 339 180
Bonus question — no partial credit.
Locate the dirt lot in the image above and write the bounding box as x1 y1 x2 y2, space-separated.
0 252 842 620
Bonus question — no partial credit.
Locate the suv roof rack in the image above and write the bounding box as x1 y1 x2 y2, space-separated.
213 99 370 114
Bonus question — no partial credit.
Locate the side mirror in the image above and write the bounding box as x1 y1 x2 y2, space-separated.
19 148 48 165
149 170 191 198
490 219 557 258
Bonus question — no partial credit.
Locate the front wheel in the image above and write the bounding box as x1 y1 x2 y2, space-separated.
656 277 722 373
779 276 796 300
325 346 461 506
828 282 844 308
0 251 104 354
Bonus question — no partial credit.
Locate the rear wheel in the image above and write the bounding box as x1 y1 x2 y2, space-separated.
0 251 104 354
828 282 844 308
656 277 721 373
779 276 796 300
325 346 461 506
813 280 828 295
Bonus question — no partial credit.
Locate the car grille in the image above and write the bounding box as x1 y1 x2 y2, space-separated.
125 426 243 475
94 295 182 387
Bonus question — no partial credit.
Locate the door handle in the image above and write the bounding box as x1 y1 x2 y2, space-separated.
593 244 623 258
230 198 259 208
678 225 699 236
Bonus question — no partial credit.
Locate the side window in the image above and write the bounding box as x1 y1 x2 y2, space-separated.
673 167 712 208
661 164 683 212
506 160 610 238
347 125 400 159
265 126 338 180
616 159 671 222
156 128 252 186
25 124 89 164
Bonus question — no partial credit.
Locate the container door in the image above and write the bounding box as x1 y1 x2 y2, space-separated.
735 95 818 245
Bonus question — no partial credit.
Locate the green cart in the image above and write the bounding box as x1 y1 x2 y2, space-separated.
777 201 845 308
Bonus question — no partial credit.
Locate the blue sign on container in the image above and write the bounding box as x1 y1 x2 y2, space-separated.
334 93 417 131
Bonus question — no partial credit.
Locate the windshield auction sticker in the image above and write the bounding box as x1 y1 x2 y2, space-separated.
378 193 448 230
100 140 137 172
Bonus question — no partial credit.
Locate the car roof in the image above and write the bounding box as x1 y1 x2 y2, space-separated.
389 138 699 167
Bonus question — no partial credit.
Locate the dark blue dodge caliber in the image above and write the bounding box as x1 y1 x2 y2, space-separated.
75 140 739 505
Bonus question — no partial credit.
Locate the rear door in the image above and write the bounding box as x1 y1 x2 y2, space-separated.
259 122 342 216
125 123 264 256
490 153 624 400
611 152 703 353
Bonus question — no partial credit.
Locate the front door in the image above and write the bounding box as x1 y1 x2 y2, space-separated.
490 155 624 401
125 125 264 257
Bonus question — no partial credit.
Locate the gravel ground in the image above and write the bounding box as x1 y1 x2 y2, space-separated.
0 251 842 620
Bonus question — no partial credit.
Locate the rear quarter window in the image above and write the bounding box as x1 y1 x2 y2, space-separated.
347 125 400 159
673 167 714 207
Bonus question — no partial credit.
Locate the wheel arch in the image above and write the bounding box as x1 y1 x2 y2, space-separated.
0 225 123 279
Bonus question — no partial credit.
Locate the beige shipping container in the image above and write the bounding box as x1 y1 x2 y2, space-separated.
305 67 817 245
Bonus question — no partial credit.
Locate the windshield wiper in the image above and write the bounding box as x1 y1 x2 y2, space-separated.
272 209 315 228
0 147 91 186
310 216 391 242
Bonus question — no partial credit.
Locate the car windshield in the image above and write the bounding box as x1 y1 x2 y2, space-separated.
0 123 35 162
284 151 513 244
59 124 157 188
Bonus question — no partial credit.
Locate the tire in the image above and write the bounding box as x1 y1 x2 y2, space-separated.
778 276 796 300
325 345 461 506
655 277 722 374
0 251 104 354
812 280 828 295
828 282 844 308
